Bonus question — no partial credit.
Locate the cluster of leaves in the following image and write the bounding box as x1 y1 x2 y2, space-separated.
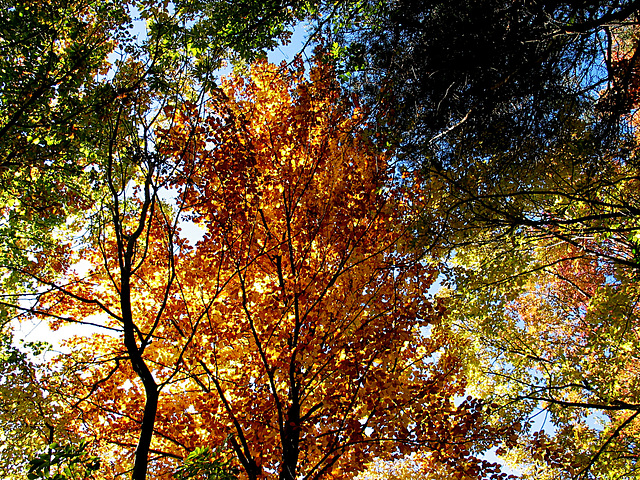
0 328 80 480
173 447 239 480
0 0 128 288
27 441 100 480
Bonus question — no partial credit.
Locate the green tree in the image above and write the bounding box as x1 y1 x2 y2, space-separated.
0 334 79 479
0 0 131 285
424 98 640 478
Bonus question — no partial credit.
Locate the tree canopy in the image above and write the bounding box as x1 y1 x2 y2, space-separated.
3 1 640 479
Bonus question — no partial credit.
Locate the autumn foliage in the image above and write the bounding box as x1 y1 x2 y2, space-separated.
7 2 640 480
25 59 514 479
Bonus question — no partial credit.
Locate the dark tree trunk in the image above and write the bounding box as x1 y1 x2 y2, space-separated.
279 400 301 480
121 273 159 480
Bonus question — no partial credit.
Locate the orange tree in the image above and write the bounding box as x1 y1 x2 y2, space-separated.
36 58 514 479
0 1 320 477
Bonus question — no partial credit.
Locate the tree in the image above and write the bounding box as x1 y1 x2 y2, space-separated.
0 2 325 478
15 2 640 478
0 0 318 291
321 0 639 157
424 80 640 478
0 5 202 474
308 1 640 476
31 58 513 480
441 221 640 478
0 0 133 473
0 0 133 289
0 336 79 480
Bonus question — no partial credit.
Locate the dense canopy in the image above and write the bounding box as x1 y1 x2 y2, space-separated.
2 1 640 479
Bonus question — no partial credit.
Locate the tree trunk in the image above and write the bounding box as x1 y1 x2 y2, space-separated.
279 401 301 480
121 273 159 480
